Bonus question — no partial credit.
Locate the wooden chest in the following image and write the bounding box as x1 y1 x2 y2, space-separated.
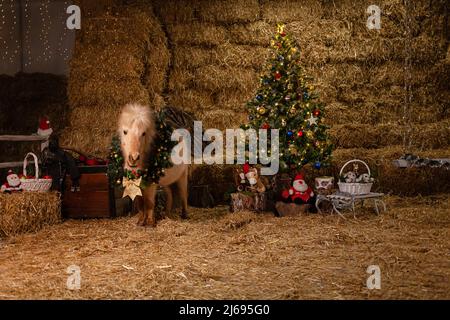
62 165 131 219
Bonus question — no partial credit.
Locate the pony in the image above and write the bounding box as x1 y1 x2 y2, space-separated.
118 103 189 227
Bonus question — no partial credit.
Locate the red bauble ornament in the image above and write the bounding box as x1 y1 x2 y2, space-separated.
274 71 282 80
280 31 286 37
261 123 270 129
313 110 320 116
297 130 303 137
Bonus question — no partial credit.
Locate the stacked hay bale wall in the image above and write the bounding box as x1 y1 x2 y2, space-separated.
66 0 449 195
62 0 169 156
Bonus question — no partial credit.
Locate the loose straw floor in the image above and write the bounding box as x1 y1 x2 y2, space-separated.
0 195 448 299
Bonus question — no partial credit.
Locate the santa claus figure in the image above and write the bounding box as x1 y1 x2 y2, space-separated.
1 170 22 193
282 173 315 204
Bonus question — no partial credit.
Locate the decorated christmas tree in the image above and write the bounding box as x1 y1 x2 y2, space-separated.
243 24 333 172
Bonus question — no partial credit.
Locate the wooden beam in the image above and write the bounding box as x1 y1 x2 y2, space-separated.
0 135 47 141
0 161 38 169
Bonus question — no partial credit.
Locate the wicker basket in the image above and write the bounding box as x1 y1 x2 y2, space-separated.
338 159 373 195
21 152 52 192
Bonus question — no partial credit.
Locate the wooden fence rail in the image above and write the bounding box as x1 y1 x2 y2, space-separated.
0 135 48 169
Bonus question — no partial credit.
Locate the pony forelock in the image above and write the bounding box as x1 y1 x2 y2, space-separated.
118 103 155 135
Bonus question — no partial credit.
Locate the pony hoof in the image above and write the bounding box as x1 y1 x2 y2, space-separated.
144 218 157 227
181 212 189 220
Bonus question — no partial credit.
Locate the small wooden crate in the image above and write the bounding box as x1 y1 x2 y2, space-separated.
63 165 131 218
230 192 267 212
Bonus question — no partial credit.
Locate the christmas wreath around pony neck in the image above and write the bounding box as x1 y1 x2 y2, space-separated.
107 111 177 189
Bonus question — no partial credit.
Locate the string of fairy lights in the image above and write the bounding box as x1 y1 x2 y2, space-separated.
57 0 70 60
1 0 72 70
23 0 32 68
0 0 19 65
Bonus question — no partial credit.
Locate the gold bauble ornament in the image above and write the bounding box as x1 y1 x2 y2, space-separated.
257 106 267 115
288 144 298 155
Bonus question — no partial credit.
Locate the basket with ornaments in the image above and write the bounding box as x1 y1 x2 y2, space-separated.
338 159 374 195
20 152 52 192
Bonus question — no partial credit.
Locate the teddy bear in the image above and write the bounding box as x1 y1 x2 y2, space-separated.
234 163 266 193
245 167 266 193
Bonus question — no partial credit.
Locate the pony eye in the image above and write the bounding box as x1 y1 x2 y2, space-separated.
142 132 146 137
123 130 128 135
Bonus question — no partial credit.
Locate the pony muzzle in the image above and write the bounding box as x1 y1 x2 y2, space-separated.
127 152 140 167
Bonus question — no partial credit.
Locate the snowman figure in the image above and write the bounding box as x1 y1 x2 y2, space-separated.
1 170 22 193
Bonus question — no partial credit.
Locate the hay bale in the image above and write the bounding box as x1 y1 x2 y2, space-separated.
192 65 258 92
78 15 152 48
173 44 270 70
330 120 450 149
196 0 260 23
228 21 273 46
60 105 122 157
69 43 145 84
445 46 450 64
260 0 323 23
168 68 196 92
198 109 247 130
215 90 253 113
168 23 228 46
0 192 61 237
63 4 168 156
152 0 198 24
168 89 215 113
325 101 448 126
69 77 149 109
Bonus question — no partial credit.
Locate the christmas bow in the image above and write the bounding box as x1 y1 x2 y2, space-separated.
122 177 142 201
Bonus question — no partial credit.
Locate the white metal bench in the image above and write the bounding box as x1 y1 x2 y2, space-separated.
316 191 386 219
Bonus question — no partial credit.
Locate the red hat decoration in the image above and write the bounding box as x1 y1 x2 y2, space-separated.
39 117 51 130
293 173 304 182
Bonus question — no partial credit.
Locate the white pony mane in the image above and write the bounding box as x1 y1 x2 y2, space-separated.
118 103 155 135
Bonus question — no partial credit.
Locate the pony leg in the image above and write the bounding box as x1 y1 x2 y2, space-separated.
177 168 189 219
135 196 145 226
163 185 173 217
143 184 158 227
